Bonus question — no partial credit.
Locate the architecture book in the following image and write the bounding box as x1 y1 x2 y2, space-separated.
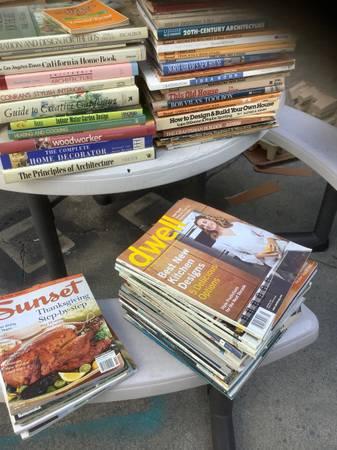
0 274 136 438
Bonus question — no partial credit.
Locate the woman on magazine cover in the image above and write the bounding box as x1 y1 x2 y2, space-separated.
194 214 286 268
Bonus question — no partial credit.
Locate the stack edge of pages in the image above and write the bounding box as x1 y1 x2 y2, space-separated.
115 198 317 398
0 274 136 439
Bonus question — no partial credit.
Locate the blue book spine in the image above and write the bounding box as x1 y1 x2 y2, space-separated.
160 53 290 75
157 19 267 40
1 136 153 169
166 87 270 108
130 62 139 75
189 72 245 85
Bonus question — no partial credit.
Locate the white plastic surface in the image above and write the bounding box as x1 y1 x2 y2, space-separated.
266 105 337 190
0 132 264 196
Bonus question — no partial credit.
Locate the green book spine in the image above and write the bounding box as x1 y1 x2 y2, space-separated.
8 115 147 140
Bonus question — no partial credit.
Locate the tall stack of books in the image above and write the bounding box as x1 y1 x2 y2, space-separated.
0 0 156 183
115 198 317 398
0 274 136 439
137 0 296 150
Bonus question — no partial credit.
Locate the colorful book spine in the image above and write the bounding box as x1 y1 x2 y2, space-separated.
159 53 291 75
162 73 286 100
2 147 156 183
0 86 139 124
154 32 293 53
153 86 283 111
1 136 154 169
154 97 280 131
0 26 148 55
0 63 138 90
10 107 143 130
0 121 156 153
0 77 135 104
0 45 146 76
7 116 147 140
156 21 267 40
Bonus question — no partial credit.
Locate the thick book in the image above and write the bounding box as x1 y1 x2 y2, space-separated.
0 1 147 57
0 135 154 169
0 274 136 437
0 86 139 125
0 45 146 76
9 107 144 131
1 146 155 183
0 63 138 90
0 119 156 153
115 198 311 345
7 115 147 140
43 0 129 34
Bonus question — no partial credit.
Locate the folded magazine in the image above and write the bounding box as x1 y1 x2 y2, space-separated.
0 274 135 438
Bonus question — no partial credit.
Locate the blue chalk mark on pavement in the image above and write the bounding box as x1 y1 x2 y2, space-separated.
0 396 166 449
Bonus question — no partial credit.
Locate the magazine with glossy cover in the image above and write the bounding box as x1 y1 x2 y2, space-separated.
0 274 136 435
116 198 311 342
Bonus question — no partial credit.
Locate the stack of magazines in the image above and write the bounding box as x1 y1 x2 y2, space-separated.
137 0 295 150
0 0 156 183
0 274 135 439
115 198 317 398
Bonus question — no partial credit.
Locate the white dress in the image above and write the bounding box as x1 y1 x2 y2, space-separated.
211 221 287 267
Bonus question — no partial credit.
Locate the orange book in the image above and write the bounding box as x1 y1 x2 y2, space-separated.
43 0 129 34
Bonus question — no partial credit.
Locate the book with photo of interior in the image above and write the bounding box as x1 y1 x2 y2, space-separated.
0 274 136 438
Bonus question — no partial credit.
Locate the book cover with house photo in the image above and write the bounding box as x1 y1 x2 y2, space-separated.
116 198 311 343
0 274 135 437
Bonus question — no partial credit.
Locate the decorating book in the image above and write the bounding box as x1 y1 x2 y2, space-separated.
43 0 129 34
0 274 136 438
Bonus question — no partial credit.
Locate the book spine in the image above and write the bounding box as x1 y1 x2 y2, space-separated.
157 20 267 39
2 147 156 183
0 77 135 104
154 86 282 111
157 42 294 62
0 45 146 76
156 92 280 117
1 136 154 169
0 62 138 90
0 27 148 55
162 74 286 100
0 86 139 125
10 107 144 130
155 33 292 53
7 116 147 140
159 53 290 75
154 98 279 130
0 122 156 153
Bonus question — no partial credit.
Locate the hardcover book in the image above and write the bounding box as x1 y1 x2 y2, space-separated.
0 274 136 437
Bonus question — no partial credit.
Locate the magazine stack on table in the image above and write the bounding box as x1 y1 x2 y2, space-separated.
136 0 296 150
115 198 317 398
0 274 136 439
0 0 156 183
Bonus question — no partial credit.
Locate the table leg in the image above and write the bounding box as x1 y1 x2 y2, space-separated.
209 386 236 450
25 193 67 279
278 183 337 251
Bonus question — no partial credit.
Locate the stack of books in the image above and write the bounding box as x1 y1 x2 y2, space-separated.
115 198 317 398
137 0 296 150
0 274 136 439
0 0 156 183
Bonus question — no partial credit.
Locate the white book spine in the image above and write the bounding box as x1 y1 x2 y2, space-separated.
0 77 135 104
0 27 148 54
0 86 139 124
155 33 292 53
2 147 155 183
0 45 146 76
155 99 279 130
